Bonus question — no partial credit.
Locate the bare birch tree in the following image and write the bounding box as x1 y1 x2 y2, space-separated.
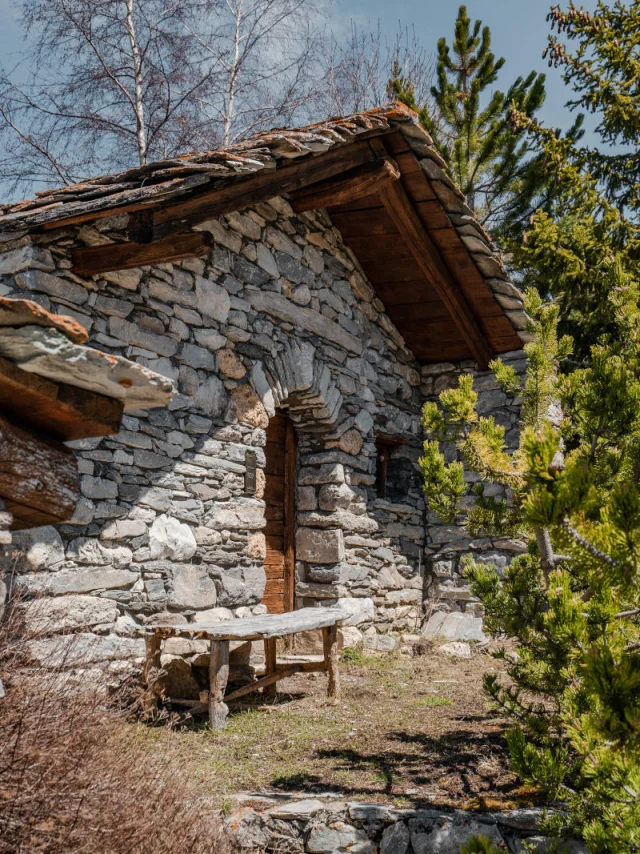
191 0 324 146
0 0 324 198
0 0 215 192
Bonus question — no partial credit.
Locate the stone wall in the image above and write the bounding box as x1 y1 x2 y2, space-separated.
227 793 586 853
420 351 528 641
1 196 428 667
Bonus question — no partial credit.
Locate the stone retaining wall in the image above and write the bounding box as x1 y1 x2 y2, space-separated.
227 794 586 853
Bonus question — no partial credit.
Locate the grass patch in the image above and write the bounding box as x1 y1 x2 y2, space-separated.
413 696 453 708
127 651 525 810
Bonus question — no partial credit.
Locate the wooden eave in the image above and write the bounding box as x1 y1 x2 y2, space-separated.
321 131 523 365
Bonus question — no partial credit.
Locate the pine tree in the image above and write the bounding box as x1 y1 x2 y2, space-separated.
421 287 640 850
508 1 640 360
388 5 550 241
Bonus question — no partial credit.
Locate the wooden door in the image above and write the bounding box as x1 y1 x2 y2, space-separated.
262 411 296 614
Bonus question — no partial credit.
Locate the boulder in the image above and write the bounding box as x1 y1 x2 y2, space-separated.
66 538 133 568
421 611 485 642
438 641 471 659
337 429 363 456
296 528 344 564
168 565 217 609
22 595 117 634
307 823 374 854
194 376 227 417
381 823 410 854
339 626 364 649
11 526 64 571
231 385 269 428
28 633 144 668
217 349 246 379
409 816 502 854
213 564 266 606
149 515 197 561
318 483 355 511
194 276 230 322
336 597 374 626
18 568 136 595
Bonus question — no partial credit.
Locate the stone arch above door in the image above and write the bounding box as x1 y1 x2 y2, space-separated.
249 340 344 439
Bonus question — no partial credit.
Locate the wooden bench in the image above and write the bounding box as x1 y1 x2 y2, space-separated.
140 607 345 730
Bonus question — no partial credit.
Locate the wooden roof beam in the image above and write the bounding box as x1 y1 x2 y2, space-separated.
290 158 400 213
72 231 212 277
149 139 378 242
71 142 383 276
370 141 493 368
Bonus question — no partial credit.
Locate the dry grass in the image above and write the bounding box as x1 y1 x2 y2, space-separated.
0 606 234 854
129 645 535 813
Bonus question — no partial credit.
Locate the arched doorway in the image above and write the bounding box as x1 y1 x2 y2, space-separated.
262 410 296 613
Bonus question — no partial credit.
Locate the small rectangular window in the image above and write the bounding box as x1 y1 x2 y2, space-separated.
375 434 409 499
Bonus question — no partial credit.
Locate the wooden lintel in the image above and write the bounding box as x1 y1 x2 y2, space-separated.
290 157 400 213
150 139 377 241
0 413 80 528
72 231 213 277
369 140 493 368
0 355 124 441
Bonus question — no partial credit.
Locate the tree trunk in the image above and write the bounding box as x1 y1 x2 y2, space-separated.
124 0 147 164
222 0 243 146
535 525 557 583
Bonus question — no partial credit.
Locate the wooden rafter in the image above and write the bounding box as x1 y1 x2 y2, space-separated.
72 231 213 277
369 140 493 368
290 157 400 213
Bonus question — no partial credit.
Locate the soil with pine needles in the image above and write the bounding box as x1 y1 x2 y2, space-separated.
130 644 537 813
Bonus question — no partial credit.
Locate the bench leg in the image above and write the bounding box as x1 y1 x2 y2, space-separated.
322 625 340 703
143 634 163 711
263 637 278 699
209 640 230 731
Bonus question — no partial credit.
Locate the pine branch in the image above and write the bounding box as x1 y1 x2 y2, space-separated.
558 518 619 570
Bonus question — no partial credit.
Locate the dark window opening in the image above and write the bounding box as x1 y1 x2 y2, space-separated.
376 434 411 500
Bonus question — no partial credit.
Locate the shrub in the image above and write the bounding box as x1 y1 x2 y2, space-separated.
0 602 234 854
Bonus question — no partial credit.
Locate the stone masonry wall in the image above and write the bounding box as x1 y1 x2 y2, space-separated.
420 351 528 640
1 196 428 672
228 794 586 853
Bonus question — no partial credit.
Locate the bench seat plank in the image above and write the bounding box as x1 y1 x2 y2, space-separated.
143 606 345 642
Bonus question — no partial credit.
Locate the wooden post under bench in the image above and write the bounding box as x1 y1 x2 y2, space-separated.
263 637 278 700
322 624 340 702
209 640 230 731
143 634 163 711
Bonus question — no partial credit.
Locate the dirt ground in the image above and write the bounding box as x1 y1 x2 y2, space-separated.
128 644 537 813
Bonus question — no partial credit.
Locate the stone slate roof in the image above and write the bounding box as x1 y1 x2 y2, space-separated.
0 105 419 231
0 103 529 349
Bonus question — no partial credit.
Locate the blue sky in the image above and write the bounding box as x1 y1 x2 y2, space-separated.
0 0 597 135
335 0 599 134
